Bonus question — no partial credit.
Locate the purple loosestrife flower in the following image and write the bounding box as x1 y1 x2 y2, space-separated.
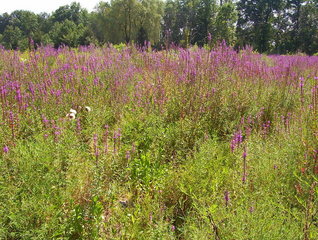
262 121 271 137
93 77 99 86
54 130 61 142
28 82 35 96
42 115 49 128
230 139 236 152
54 131 61 136
299 77 304 88
230 130 243 152
237 131 243 144
242 150 247 159
3 145 9 154
15 88 22 104
51 120 61 142
208 33 212 42
9 111 14 123
242 175 247 184
0 85 7 99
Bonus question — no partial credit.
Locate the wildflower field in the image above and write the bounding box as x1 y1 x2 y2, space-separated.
0 44 318 239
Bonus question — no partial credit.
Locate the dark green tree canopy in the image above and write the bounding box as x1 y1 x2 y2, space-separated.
0 0 317 54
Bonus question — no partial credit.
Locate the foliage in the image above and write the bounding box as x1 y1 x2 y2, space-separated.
211 1 237 45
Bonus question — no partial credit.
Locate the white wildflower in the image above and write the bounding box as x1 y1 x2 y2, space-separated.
85 106 91 112
70 108 77 115
66 112 76 120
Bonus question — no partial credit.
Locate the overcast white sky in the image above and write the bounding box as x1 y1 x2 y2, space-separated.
0 0 104 14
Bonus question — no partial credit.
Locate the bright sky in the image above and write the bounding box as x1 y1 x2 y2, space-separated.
0 0 104 14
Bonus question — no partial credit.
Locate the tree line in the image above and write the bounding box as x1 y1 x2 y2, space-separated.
0 0 317 54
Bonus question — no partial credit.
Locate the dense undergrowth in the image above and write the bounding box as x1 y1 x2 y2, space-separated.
0 44 318 239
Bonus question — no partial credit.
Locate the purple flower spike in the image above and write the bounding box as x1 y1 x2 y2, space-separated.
242 175 246 183
208 33 212 42
299 77 304 88
3 145 9 154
